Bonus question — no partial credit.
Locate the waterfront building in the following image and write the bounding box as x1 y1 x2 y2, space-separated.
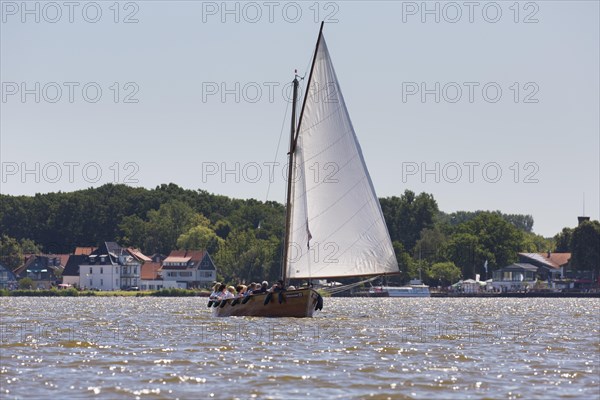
139 261 180 290
518 252 570 280
13 254 68 289
0 263 18 289
491 263 538 292
76 242 141 290
62 254 88 287
161 249 217 289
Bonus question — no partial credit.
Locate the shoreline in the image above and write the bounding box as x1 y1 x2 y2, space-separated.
3 290 598 298
337 291 600 298
430 292 600 298
0 288 211 297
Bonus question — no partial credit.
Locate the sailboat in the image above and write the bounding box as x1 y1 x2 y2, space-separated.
212 22 399 317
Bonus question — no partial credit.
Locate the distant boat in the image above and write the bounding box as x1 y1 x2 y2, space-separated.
369 280 431 298
213 22 399 317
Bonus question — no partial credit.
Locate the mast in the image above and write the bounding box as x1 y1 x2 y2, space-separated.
282 75 299 284
282 22 325 284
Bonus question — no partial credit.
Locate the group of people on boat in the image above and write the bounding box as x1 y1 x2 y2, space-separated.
209 280 289 300
206 279 324 312
208 279 295 307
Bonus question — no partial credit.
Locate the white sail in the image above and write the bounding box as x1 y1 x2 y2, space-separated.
287 37 399 279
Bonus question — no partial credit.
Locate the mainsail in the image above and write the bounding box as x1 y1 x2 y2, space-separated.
286 34 399 279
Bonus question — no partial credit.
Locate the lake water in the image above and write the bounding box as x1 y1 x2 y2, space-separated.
1 297 598 399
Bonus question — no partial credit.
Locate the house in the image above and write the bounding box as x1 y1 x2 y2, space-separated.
77 242 141 290
492 263 538 292
140 262 162 280
161 250 217 288
0 263 17 289
139 261 180 290
62 247 103 288
518 252 570 281
13 254 68 289
62 254 88 287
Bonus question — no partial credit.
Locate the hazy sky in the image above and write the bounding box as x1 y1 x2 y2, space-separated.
1 1 598 237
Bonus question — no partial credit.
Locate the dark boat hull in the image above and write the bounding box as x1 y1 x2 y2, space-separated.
211 288 320 318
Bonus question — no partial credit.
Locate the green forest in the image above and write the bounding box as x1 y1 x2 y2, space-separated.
1 183 598 285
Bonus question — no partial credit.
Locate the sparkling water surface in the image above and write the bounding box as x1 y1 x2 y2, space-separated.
1 297 598 399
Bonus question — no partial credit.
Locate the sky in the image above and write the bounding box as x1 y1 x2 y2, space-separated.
1 0 598 238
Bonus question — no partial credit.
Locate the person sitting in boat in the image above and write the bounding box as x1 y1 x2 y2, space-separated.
209 282 222 299
215 283 227 299
224 286 236 299
207 282 222 307
269 280 286 293
240 283 258 304
235 284 247 297
259 281 269 293
243 283 256 297
264 280 286 305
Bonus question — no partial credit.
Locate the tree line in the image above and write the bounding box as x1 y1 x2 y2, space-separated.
1 183 598 285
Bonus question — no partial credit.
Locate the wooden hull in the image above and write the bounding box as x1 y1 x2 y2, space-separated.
210 288 320 318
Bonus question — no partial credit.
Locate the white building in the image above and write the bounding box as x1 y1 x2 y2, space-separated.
64 242 141 290
491 263 538 292
81 262 122 291
138 261 181 290
161 250 217 289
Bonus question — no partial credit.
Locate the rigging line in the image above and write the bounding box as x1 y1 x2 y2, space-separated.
295 45 316 136
322 276 379 294
264 94 290 203
265 33 316 205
